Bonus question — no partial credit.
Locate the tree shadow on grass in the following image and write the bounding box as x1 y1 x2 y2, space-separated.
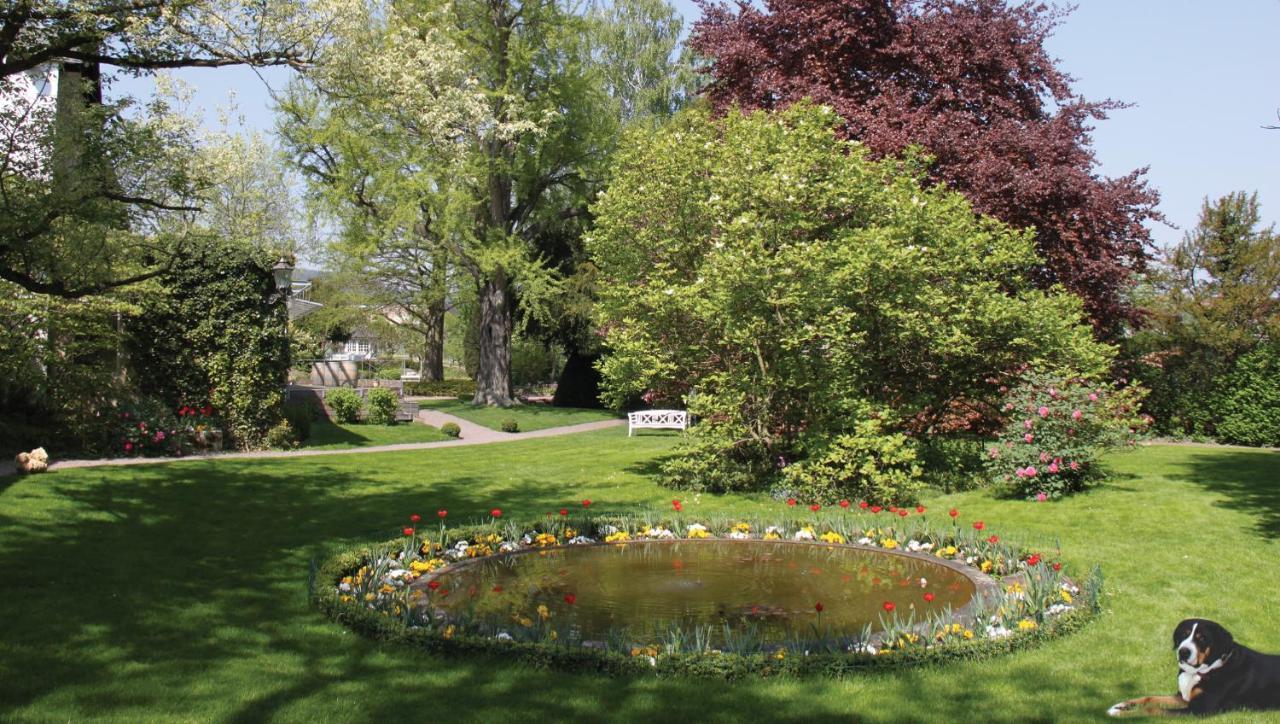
1165 446 1280 538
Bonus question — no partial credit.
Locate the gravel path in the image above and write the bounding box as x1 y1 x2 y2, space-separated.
0 410 626 476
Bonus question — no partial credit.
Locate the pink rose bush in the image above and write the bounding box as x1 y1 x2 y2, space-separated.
986 372 1150 499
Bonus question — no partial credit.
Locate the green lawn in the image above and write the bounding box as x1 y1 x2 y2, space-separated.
1 434 1279 722
300 419 451 449
419 397 621 432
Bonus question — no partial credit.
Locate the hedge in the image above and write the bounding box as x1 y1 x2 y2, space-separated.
404 379 477 397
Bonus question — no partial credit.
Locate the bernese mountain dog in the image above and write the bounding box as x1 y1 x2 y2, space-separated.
1108 619 1280 717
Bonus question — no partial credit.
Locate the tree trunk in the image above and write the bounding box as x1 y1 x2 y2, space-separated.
472 273 514 406
553 349 604 408
422 299 445 382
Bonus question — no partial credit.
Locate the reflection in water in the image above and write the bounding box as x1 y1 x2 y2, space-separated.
421 540 976 643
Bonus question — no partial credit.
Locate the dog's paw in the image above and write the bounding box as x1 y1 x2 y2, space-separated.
1106 701 1132 717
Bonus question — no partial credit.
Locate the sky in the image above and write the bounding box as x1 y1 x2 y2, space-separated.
118 0 1280 253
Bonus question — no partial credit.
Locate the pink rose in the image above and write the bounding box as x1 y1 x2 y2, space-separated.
1069 461 1080 471
1035 492 1048 502
1072 409 1082 420
1047 462 1059 473
1024 419 1033 430
1025 466 1037 477
1088 393 1098 402
988 447 1000 459
1049 388 1059 398
1038 406 1050 418
1024 433 1034 443
1039 452 1050 463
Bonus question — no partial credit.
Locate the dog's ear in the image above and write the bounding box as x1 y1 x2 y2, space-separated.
1204 621 1234 655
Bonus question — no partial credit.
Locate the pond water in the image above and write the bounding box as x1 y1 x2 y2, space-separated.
418 540 977 643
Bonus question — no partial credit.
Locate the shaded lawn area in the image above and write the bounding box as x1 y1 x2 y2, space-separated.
419 397 620 432
1 436 1278 722
300 420 451 450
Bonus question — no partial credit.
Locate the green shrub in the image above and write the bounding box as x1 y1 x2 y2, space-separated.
986 372 1150 500
1214 342 1280 447
916 436 990 493
658 424 773 493
326 387 362 424
589 104 1114 493
282 400 317 441
780 419 922 505
404 379 477 397
440 422 461 438
500 418 519 433
365 388 400 426
265 419 299 449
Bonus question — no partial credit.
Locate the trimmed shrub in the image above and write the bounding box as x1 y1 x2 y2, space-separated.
440 422 461 438
500 418 519 433
1214 342 1280 447
404 379 477 397
326 387 362 424
916 435 989 493
780 419 922 505
658 424 773 493
265 419 300 449
986 372 1150 499
282 400 317 441
365 388 400 426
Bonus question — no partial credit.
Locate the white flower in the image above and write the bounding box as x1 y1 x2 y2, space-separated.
849 643 877 655
1045 604 1072 617
728 531 750 540
499 541 520 552
986 625 1012 640
918 578 928 588
338 582 352 592
765 526 785 536
792 528 815 541
646 526 676 539
568 536 595 545
496 632 513 642
453 541 469 551
687 524 708 535
857 537 874 545
521 534 533 545
601 525 619 535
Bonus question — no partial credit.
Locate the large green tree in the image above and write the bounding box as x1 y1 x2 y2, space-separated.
589 104 1112 482
0 0 352 299
1127 191 1280 436
284 0 665 405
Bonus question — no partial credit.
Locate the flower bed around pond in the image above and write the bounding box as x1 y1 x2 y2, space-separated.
312 504 1101 678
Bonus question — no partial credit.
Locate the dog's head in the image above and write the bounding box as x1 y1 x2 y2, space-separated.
1173 619 1234 669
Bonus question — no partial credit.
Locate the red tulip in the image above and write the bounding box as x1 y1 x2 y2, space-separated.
786 498 797 506
973 521 985 531
564 594 576 605
915 506 926 514
809 503 821 512
1027 554 1041 566
581 499 592 508
883 601 896 613
898 509 908 518
402 527 415 536
949 508 959 518
559 508 569 517
437 510 448 519
923 592 935 603
987 535 999 544
427 580 441 591
672 500 683 512
858 501 869 510
814 602 824 613
410 514 421 523
490 508 502 518
839 499 851 509
888 506 897 513
1052 562 1063 572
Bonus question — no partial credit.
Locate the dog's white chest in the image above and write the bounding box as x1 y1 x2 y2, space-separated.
1178 669 1200 701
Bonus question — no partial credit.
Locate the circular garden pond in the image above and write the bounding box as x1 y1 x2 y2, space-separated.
418 539 984 644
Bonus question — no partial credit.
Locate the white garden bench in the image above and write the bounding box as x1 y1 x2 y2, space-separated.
628 409 689 436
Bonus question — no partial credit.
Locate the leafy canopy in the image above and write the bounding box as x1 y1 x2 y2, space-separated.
589 103 1112 463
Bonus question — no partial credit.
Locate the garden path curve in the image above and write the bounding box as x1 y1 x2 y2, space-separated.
0 410 626 476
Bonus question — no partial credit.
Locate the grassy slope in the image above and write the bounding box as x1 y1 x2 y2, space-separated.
300 420 451 450
0 435 1278 723
419 398 620 432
